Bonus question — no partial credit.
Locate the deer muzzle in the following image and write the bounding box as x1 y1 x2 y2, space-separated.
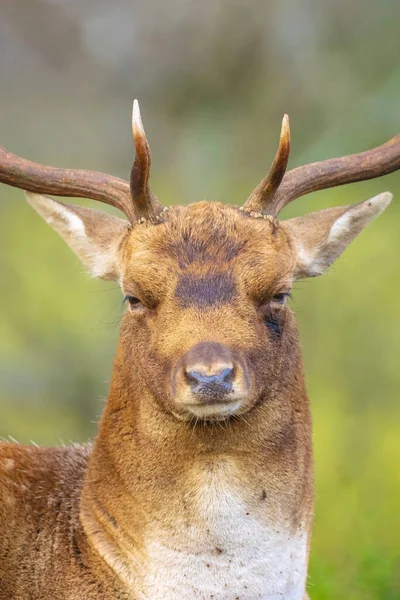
172 342 250 419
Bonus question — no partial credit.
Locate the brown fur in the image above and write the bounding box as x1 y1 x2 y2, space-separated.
1 194 390 599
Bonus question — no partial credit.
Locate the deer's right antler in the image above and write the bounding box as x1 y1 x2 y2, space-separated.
130 100 164 223
0 100 164 224
0 145 135 220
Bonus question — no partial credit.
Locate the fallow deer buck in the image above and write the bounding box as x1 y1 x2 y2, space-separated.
0 101 399 600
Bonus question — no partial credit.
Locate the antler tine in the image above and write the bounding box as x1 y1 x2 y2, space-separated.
270 132 400 217
0 146 135 221
0 100 163 224
242 114 290 214
130 100 163 222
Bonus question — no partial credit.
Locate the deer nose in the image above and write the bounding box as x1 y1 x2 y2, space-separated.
186 367 234 396
182 342 236 401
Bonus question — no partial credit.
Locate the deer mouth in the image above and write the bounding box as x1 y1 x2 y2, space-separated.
184 399 242 419
171 395 246 422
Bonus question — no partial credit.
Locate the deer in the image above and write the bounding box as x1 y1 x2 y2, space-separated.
0 101 399 600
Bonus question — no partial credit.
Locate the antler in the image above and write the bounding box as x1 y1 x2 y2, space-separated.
270 133 400 216
0 100 163 224
242 115 290 214
0 146 135 220
130 99 163 222
243 122 400 218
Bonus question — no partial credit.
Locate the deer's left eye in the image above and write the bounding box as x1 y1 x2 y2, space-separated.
272 292 291 304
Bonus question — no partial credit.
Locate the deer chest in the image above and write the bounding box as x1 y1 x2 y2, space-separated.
136 462 309 600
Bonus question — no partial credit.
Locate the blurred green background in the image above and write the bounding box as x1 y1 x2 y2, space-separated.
0 1 399 597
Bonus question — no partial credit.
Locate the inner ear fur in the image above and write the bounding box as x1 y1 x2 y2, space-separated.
26 192 129 280
283 192 392 279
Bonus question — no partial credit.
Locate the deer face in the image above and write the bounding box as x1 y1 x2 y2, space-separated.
25 187 391 423
17 102 393 421
118 202 297 421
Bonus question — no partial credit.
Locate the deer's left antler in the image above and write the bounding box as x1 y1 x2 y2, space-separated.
243 123 400 218
242 115 291 215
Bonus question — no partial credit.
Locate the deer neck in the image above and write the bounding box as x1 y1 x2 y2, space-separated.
80 339 313 598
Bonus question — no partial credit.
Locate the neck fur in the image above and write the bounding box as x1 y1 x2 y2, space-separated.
80 340 313 598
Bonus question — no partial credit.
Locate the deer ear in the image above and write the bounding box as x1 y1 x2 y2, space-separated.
26 192 129 280
284 192 392 279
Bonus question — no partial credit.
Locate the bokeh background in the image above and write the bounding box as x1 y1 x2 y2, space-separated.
1 1 399 597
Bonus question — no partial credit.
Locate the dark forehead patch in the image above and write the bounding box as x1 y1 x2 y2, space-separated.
175 272 237 309
171 231 246 268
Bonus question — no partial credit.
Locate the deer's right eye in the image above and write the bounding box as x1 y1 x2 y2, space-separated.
124 295 142 309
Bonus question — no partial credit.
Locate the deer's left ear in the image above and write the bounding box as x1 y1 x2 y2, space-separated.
26 192 129 280
284 192 392 279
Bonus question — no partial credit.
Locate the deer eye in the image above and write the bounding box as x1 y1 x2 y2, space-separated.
271 292 291 305
124 295 143 309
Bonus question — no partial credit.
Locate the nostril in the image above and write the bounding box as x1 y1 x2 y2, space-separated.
185 370 203 386
220 367 234 384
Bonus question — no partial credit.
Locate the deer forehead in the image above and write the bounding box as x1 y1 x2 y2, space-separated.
119 203 295 295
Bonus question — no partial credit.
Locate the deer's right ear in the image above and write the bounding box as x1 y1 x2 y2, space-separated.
26 193 129 280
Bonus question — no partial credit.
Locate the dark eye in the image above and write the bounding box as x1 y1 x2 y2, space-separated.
124 295 142 308
272 292 291 304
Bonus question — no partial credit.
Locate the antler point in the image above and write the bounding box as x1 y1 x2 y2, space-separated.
132 99 145 138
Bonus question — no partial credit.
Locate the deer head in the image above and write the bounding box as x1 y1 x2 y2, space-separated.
0 101 398 423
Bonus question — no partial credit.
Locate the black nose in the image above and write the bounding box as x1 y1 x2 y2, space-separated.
186 367 234 397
